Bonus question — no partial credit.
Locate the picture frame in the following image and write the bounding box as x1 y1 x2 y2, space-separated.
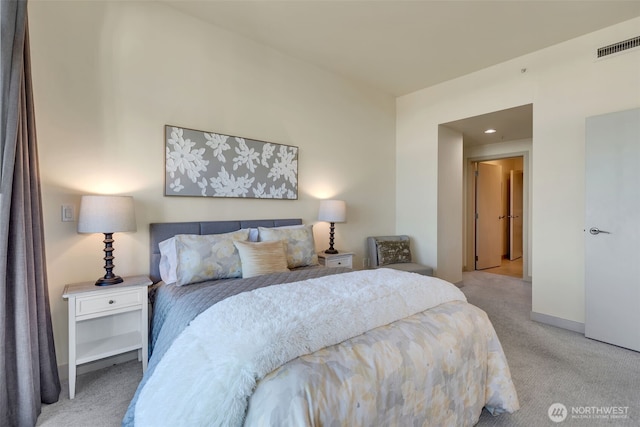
164 125 298 199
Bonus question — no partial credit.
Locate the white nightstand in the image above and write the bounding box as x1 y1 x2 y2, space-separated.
317 251 354 269
63 275 152 399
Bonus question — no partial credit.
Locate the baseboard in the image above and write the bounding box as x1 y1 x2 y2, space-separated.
57 351 140 381
530 311 585 334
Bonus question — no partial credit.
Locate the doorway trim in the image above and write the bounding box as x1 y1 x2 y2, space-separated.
464 151 531 281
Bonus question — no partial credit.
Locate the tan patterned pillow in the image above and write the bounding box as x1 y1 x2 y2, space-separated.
376 240 412 266
174 229 250 286
258 224 319 268
234 240 289 278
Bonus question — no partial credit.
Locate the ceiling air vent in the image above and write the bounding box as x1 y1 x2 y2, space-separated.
597 36 640 58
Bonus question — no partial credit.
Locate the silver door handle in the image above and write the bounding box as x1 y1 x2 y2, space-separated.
589 227 611 235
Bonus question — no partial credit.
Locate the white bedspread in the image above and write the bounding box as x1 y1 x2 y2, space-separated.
134 269 466 426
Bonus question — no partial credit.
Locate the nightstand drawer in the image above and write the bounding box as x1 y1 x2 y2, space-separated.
76 289 142 316
318 252 354 269
325 256 352 268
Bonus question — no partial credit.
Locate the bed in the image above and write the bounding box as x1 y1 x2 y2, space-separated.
123 219 519 426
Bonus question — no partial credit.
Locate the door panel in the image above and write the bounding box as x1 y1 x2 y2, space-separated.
585 108 640 351
476 162 502 270
509 170 523 261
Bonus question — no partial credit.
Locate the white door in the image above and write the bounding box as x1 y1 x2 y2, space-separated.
476 162 502 270
585 108 640 352
509 170 523 261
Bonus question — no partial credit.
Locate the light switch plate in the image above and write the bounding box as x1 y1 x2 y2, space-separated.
61 204 75 222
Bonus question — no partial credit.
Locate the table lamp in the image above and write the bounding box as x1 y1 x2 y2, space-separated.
318 199 346 254
78 195 136 286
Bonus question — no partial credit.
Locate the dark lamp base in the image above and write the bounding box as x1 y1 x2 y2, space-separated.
95 276 124 286
95 232 123 286
324 221 340 254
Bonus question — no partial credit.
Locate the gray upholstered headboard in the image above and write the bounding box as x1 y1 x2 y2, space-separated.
149 218 302 283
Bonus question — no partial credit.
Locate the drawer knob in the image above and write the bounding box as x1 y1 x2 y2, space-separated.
108 300 115 304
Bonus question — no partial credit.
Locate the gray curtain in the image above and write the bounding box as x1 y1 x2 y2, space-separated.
1 1 61 426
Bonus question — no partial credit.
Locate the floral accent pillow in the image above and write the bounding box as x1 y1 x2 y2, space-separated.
174 229 250 286
376 240 412 266
258 224 318 268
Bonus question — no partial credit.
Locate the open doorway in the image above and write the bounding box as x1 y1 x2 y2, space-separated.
440 103 532 281
473 157 524 278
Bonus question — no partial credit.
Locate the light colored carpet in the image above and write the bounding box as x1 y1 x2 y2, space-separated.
36 360 141 427
463 271 640 426
37 271 640 426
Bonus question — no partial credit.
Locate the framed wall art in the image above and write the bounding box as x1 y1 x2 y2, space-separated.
164 125 298 199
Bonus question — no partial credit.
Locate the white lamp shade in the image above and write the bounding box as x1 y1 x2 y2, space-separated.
318 199 346 223
78 195 137 234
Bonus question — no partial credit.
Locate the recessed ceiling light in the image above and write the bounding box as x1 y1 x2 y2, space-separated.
484 129 497 134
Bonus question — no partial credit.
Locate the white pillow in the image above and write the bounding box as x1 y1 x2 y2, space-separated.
233 240 289 278
158 237 177 284
258 224 318 268
174 229 250 286
248 228 259 242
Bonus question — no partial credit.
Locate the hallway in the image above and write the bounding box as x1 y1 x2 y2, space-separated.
482 257 523 278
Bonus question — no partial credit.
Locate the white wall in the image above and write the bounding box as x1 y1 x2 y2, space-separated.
28 1 396 367
436 125 463 283
397 18 640 326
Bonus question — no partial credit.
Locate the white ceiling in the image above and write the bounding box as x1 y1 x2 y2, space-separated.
165 0 640 97
443 104 533 147
164 0 640 144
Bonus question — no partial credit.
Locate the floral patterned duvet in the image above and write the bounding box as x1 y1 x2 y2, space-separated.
245 300 519 426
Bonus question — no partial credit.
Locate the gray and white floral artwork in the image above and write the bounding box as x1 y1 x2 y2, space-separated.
165 126 298 199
